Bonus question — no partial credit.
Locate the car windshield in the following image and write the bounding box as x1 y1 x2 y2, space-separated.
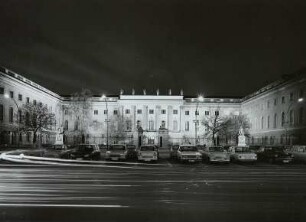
109 145 126 150
78 145 95 152
140 146 157 151
180 146 198 152
235 147 250 153
209 147 224 152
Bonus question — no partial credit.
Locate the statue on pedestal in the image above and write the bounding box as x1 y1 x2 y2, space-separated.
238 126 247 147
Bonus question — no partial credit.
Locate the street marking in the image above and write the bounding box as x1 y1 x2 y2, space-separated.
0 203 129 208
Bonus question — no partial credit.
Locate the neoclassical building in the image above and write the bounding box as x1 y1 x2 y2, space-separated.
1 66 305 147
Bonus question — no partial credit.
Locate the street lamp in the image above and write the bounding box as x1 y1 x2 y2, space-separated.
100 94 109 149
194 95 204 145
4 93 20 147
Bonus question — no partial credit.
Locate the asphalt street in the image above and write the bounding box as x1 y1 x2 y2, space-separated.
0 161 306 222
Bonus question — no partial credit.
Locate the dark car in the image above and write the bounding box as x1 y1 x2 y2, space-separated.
60 144 101 160
170 145 180 159
257 146 293 164
126 144 137 160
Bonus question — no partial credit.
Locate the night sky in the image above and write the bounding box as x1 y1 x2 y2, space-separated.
1 0 306 97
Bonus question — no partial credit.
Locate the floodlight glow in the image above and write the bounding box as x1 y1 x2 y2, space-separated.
4 94 9 99
298 98 304 102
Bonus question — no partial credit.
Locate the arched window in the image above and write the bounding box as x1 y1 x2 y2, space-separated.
185 121 189 131
74 120 79 130
289 110 294 125
149 120 154 131
64 120 68 131
281 112 285 127
274 113 277 128
299 107 304 124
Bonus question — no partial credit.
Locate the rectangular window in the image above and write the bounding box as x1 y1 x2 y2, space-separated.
0 87 4 94
94 110 98 115
149 109 154 114
9 107 13 123
161 109 166 114
104 110 108 115
137 109 142 114
267 116 270 129
27 132 31 142
126 120 132 131
149 120 154 131
205 111 209 115
18 94 22 101
0 104 3 121
267 101 270 109
274 98 277 106
215 111 219 116
26 97 30 104
185 121 189 131
195 110 199 115
33 100 37 105
173 120 178 131
113 110 118 115
9 91 14 98
282 96 285 104
125 109 130 114
185 111 189 115
173 110 178 114
290 92 294 101
299 89 304 98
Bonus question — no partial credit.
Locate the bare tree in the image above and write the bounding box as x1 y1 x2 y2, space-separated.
201 114 231 145
108 114 132 144
20 103 56 146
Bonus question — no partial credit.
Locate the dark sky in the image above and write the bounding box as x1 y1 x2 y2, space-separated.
1 0 306 97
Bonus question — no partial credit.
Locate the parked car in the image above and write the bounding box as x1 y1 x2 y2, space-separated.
60 144 101 160
170 145 180 159
177 145 202 163
289 145 306 163
126 144 137 160
229 146 257 163
105 144 127 161
257 146 293 163
200 146 230 163
52 144 67 150
137 145 159 162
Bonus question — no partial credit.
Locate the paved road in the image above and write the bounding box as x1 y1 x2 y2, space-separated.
1 161 306 222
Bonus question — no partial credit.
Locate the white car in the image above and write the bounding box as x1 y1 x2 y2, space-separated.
200 146 230 163
137 145 158 162
229 146 257 163
177 145 202 163
105 144 127 161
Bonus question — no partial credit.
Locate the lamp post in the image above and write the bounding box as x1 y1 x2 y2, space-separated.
100 95 109 149
4 93 20 147
194 95 204 145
